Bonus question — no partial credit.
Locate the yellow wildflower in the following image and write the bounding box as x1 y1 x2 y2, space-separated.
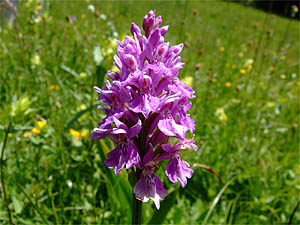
80 131 88 138
80 104 87 110
209 78 216 83
79 72 87 79
32 127 40 135
215 108 228 122
49 85 59 90
107 47 113 55
280 74 286 79
247 65 253 71
37 121 46 128
238 52 244 57
266 102 275 108
220 46 225 52
110 39 117 48
270 66 275 71
34 16 42 24
31 55 41 66
56 101 62 108
181 76 194 87
8 133 13 137
24 131 32 138
221 114 228 122
225 82 232 88
240 69 246 74
225 63 230 68
35 5 42 11
244 59 254 67
82 150 88 156
7 22 13 30
69 128 80 140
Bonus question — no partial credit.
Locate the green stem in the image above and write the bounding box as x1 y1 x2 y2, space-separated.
132 194 142 225
0 122 13 225
130 169 142 225
288 200 300 225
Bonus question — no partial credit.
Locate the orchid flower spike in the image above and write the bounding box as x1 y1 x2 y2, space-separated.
92 10 197 210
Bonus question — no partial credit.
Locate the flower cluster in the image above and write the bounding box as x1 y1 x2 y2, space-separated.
92 10 197 209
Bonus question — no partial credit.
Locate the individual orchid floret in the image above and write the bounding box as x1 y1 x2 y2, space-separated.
133 146 168 209
105 140 140 176
93 117 142 175
156 140 197 187
92 10 197 210
133 168 168 209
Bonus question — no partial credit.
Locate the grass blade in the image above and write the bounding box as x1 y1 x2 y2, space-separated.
203 177 236 225
60 64 78 77
65 108 91 130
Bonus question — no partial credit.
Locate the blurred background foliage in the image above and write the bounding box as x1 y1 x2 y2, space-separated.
0 0 299 224
230 0 300 19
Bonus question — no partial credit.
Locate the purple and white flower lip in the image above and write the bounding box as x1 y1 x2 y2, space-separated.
133 167 168 210
92 10 197 209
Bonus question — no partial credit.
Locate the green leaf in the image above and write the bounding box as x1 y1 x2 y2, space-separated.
96 140 132 222
96 65 106 88
13 196 23 214
147 190 177 224
65 108 91 131
118 176 132 211
60 64 78 77
28 136 42 145
71 136 82 147
10 96 31 117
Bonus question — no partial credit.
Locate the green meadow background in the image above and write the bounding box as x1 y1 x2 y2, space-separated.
1 0 299 224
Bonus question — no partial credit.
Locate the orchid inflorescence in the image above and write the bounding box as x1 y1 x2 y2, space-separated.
92 10 197 209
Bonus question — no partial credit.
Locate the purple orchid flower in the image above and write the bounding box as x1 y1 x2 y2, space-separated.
92 10 197 209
